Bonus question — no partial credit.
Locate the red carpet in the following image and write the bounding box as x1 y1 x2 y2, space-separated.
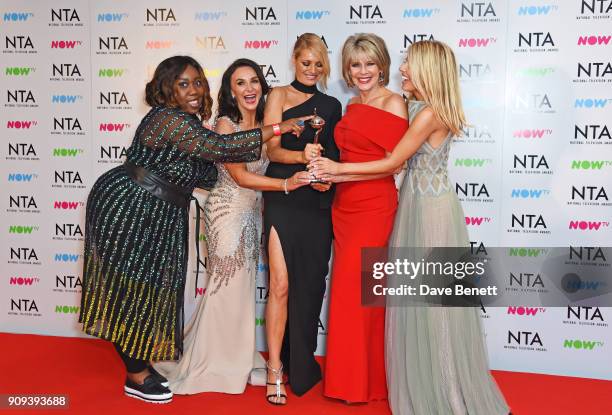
0 333 610 415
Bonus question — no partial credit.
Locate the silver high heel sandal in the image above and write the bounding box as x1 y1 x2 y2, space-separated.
266 361 287 405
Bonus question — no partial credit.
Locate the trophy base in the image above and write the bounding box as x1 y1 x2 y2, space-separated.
309 179 329 184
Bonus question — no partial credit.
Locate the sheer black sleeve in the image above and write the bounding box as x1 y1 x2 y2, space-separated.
138 107 262 162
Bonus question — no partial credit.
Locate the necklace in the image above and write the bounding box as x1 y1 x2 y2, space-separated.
291 79 318 94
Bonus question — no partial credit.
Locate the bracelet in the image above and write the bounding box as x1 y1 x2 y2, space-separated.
272 123 281 136
283 178 289 194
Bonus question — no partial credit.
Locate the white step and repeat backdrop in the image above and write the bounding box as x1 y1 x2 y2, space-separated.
2 1 611 380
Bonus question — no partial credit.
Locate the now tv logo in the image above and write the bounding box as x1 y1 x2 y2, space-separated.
458 37 497 48
99 123 129 132
517 5 557 15
563 339 604 350
577 35 611 46
52 94 82 103
3 12 34 21
465 216 491 226
145 40 174 49
6 120 37 129
454 158 491 167
9 276 39 286
574 98 611 108
244 40 279 49
516 67 555 77
53 201 83 210
53 148 82 157
8 225 38 234
98 68 126 77
55 305 79 313
8 173 37 182
54 253 80 262
295 10 331 20
5 67 35 76
507 306 545 316
571 160 611 169
97 12 128 22
511 189 550 198
569 220 609 230
513 129 552 138
403 7 439 18
508 247 547 257
194 11 227 21
50 40 82 49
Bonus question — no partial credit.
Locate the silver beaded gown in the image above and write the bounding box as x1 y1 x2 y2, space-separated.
156 116 267 394
385 101 509 415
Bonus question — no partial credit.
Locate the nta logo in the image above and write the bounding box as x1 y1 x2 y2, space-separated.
146 8 176 22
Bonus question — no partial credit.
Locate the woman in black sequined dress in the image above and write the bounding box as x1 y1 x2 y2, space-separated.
78 56 309 404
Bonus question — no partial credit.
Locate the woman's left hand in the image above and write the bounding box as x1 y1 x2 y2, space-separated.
309 157 341 178
310 182 332 192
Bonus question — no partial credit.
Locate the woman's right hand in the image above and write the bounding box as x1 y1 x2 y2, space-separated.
278 116 313 136
302 143 323 163
286 171 312 191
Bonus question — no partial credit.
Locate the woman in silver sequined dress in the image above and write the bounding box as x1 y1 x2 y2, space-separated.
311 41 510 415
155 59 311 395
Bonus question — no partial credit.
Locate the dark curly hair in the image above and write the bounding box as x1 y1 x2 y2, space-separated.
145 55 213 120
217 58 269 124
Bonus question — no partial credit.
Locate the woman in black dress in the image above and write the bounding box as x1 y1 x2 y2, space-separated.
263 34 341 404
78 55 308 404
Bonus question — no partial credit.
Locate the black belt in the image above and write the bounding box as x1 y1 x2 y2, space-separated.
124 162 206 297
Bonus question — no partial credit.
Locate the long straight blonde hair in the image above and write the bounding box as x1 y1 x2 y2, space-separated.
405 40 466 136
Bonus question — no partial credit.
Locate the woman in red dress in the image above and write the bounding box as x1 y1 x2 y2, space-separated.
322 33 408 403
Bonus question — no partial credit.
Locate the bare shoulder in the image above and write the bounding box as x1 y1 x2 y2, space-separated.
347 96 360 106
382 93 408 119
269 85 288 100
413 106 445 130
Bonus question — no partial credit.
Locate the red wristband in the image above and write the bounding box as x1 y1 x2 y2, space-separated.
272 123 281 136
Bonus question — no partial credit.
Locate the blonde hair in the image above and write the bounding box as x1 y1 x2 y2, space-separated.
341 33 390 88
405 40 466 136
293 33 330 89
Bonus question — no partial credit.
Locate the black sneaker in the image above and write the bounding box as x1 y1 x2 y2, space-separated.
124 375 173 404
148 365 169 388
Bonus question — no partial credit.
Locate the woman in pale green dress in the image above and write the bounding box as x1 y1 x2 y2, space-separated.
310 40 510 415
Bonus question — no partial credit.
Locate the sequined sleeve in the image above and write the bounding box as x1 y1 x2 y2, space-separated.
139 107 262 162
